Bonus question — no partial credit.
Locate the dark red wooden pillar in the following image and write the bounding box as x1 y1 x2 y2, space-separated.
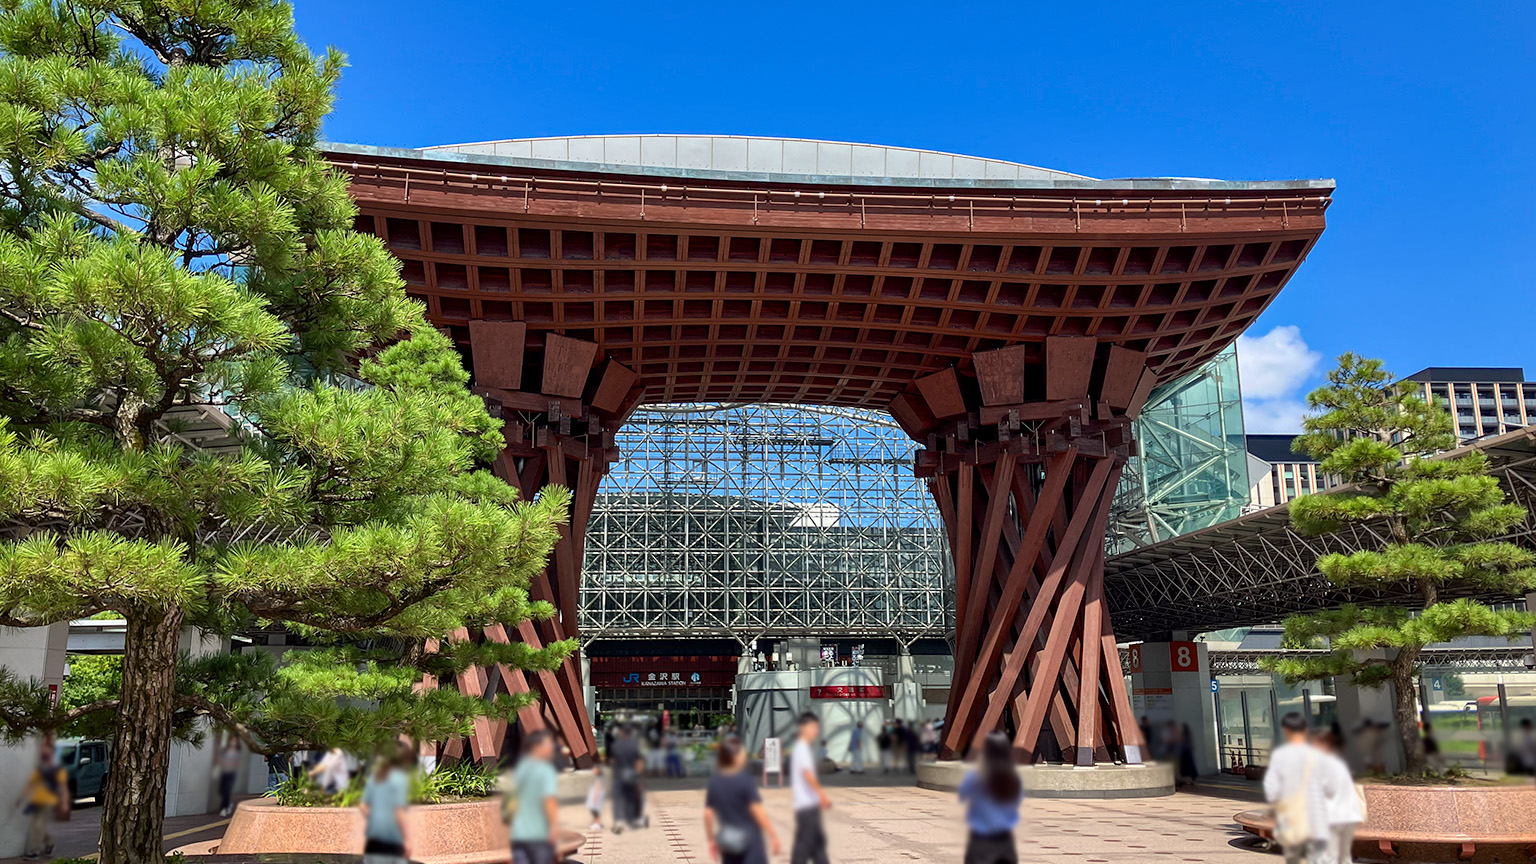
893 337 1157 765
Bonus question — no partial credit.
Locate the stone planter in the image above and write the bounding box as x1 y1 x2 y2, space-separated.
916 760 1175 798
1235 783 1536 863
200 797 584 864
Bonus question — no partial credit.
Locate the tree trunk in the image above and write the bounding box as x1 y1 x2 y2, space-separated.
1393 650 1424 776
99 605 184 864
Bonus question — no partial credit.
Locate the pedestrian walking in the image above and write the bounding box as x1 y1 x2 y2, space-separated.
1314 726 1362 864
504 730 561 864
15 740 68 860
217 737 243 816
665 731 683 778
1264 712 1342 864
849 722 865 774
610 723 647 832
359 747 412 859
790 712 832 864
264 750 291 791
585 763 605 830
904 721 920 773
958 732 1023 864
877 723 893 774
704 737 782 864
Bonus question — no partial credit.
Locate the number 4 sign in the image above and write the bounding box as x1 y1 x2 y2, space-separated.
1170 641 1199 672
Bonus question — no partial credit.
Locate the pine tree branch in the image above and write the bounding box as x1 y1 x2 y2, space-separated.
174 694 317 756
0 697 120 734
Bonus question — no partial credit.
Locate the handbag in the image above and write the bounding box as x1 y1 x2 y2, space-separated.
1273 752 1315 849
716 822 753 856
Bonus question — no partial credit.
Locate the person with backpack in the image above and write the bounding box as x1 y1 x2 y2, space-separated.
1264 712 1342 864
703 736 781 864
957 732 1023 864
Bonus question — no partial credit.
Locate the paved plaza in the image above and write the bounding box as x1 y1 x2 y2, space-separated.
0 774 1269 864
571 775 1265 864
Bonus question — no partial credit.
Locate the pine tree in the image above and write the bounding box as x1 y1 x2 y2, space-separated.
0 2 570 860
1262 354 1536 775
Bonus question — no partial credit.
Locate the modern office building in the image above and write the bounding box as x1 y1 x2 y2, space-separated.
1244 432 1334 508
1403 367 1536 442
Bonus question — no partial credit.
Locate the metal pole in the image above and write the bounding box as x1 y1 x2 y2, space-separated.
1240 690 1254 769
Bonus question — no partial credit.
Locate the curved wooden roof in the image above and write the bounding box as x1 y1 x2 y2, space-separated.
327 143 1331 417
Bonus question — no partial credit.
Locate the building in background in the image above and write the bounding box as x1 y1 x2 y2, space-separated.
579 402 950 720
1245 433 1334 508
1403 367 1536 443
1108 344 1250 551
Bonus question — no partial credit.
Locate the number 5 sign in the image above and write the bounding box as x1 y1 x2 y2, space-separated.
1170 641 1199 672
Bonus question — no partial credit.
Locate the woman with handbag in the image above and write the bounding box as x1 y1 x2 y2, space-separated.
704 737 781 864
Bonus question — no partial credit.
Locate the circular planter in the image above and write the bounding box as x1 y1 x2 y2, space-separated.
201 798 585 864
916 760 1175 798
1235 783 1536 863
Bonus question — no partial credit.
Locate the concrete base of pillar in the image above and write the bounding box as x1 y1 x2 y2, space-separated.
916 760 1174 798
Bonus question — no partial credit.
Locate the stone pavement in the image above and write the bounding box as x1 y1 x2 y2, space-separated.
0 775 1269 864
568 772 1268 864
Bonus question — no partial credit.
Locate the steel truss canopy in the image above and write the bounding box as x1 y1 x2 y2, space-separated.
327 135 1332 766
1105 426 1536 642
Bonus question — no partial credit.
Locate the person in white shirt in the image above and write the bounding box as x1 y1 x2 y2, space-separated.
309 747 351 795
1264 713 1342 864
1314 726 1361 864
848 723 865 774
790 712 831 864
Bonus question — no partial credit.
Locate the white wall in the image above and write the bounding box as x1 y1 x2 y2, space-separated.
0 623 68 858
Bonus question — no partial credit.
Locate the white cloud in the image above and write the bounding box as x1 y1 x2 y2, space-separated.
1236 326 1323 433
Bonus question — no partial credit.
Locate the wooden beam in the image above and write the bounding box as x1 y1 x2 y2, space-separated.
1125 367 1159 420
943 448 1080 754
1046 336 1096 400
468 320 526 390
589 358 639 413
1101 346 1147 409
973 344 1029 406
914 368 968 418
1014 462 1121 758
541 333 599 398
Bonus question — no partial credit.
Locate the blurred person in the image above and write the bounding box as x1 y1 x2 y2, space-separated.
849 722 865 774
310 746 350 795
957 732 1023 864
704 736 781 864
904 721 920 773
217 736 243 816
15 740 68 860
877 722 893 774
892 719 908 771
1265 712 1341 864
665 731 683 778
359 747 412 859
921 721 937 755
264 749 291 792
1139 716 1154 756
1518 718 1536 777
1421 722 1444 773
610 724 646 833
585 762 605 830
790 712 832 864
1176 723 1199 788
1314 726 1362 864
506 730 560 864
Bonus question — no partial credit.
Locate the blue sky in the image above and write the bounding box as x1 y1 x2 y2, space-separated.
295 0 1536 432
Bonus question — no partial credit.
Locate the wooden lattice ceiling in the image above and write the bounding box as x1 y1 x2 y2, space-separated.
331 147 1331 413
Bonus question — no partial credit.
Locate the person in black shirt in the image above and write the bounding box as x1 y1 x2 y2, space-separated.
703 737 780 864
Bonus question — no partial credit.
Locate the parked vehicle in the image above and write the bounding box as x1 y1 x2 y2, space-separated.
58 738 111 802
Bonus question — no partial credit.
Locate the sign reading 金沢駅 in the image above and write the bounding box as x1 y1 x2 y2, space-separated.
589 655 736 688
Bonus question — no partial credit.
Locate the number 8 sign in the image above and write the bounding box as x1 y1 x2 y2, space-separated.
1171 641 1198 672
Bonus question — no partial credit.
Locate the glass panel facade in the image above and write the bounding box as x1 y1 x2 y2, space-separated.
1108 344 1249 551
579 404 948 638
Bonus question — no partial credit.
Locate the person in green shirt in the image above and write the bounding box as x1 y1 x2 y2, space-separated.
507 730 561 864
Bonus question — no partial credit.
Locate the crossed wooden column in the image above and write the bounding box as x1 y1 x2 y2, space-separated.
891 337 1158 765
431 320 641 767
